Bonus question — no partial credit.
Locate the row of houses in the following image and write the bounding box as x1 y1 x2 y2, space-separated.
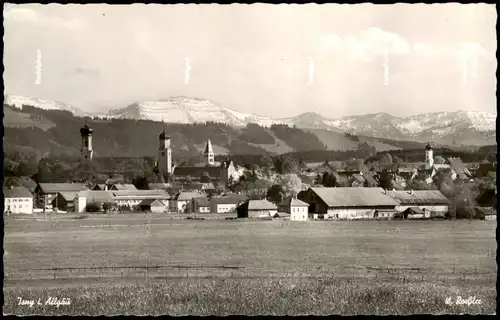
235 187 497 221
3 183 497 221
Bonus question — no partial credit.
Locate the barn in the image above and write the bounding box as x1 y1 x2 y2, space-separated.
385 190 450 218
138 199 167 213
297 187 399 220
237 200 278 219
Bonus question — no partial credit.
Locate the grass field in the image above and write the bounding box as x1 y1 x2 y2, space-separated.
3 215 497 315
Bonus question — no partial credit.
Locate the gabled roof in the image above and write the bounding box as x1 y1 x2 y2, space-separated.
138 199 165 206
112 190 169 199
38 183 88 193
176 191 204 201
211 194 248 205
3 186 32 198
309 187 400 207
78 190 116 202
385 190 450 205
149 183 171 190
110 184 137 191
238 199 277 211
58 192 78 201
278 197 310 207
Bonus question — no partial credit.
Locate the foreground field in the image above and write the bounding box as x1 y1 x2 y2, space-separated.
3 215 497 315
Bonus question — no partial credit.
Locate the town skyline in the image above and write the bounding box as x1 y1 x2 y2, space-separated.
3 3 497 118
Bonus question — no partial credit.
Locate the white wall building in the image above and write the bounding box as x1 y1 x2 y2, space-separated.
4 186 33 215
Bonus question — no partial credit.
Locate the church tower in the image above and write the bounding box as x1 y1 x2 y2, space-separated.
80 120 93 161
158 125 172 175
204 139 215 166
425 142 434 169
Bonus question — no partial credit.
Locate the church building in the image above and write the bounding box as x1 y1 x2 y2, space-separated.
154 127 238 184
418 143 471 184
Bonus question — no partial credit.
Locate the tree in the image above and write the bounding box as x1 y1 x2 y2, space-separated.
267 184 285 203
378 170 393 190
132 175 150 190
201 172 211 183
432 168 453 190
279 174 303 197
434 156 446 164
321 172 336 187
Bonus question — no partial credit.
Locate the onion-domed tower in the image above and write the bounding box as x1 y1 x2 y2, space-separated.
425 142 434 169
158 125 172 175
80 120 94 161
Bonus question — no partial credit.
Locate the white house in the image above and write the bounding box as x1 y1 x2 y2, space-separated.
4 186 33 215
277 197 309 221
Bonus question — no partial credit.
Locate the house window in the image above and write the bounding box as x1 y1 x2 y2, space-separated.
161 151 165 156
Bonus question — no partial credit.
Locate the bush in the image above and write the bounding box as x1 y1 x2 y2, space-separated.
85 202 101 213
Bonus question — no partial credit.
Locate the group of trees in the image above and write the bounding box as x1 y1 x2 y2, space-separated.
270 124 327 151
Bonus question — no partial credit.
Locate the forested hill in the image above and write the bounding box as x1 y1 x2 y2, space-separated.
3 104 328 164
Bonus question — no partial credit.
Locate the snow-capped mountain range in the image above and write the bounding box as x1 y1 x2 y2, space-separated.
4 94 496 145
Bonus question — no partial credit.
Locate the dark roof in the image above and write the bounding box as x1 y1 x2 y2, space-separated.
173 166 222 177
211 194 248 205
474 206 496 216
385 190 450 205
38 183 88 193
278 197 310 207
425 143 432 150
112 190 169 199
193 197 211 207
238 199 277 211
139 199 165 206
309 187 400 207
476 189 497 207
3 186 32 198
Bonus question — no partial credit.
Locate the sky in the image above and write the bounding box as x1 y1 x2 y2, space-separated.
3 3 497 118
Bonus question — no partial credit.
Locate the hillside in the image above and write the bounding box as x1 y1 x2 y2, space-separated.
5 94 495 147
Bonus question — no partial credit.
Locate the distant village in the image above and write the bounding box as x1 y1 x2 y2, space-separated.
3 122 497 221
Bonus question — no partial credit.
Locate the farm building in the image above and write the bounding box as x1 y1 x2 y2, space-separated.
192 197 211 213
52 192 79 212
34 183 88 208
209 194 248 213
277 197 309 221
385 190 450 218
78 191 116 212
4 186 33 215
138 199 167 213
170 191 204 213
474 207 496 220
297 187 399 220
237 199 278 218
112 190 169 211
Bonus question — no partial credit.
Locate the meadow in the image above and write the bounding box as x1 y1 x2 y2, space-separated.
3 214 497 315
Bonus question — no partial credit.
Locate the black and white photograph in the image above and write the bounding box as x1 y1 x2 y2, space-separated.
2 3 497 316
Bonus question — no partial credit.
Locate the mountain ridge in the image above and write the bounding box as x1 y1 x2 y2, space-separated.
4 94 496 146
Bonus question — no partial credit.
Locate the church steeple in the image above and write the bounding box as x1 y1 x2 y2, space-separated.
80 119 93 161
158 122 172 175
204 139 215 166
